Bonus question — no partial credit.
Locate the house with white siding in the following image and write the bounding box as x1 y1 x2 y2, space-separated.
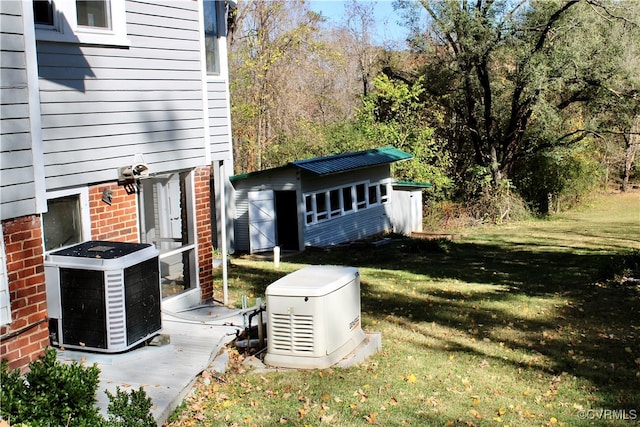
230 146 423 253
0 0 235 370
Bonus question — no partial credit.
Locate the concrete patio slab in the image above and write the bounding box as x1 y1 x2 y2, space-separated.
56 304 382 426
57 304 246 425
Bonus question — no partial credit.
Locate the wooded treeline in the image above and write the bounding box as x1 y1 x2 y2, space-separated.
227 0 639 217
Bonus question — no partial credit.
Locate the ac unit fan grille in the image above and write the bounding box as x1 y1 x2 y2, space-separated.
270 313 314 353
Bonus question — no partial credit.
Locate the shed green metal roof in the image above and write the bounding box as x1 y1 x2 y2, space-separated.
230 146 413 182
393 181 433 189
291 146 412 175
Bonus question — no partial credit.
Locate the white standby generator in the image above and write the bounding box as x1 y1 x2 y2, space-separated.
264 265 365 369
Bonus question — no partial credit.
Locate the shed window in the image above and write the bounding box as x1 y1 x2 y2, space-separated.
380 182 389 203
342 187 353 212
368 185 378 205
316 193 328 221
303 180 387 226
329 189 341 217
305 195 314 225
356 184 367 209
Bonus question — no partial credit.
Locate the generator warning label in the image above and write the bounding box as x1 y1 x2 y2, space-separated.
349 315 360 331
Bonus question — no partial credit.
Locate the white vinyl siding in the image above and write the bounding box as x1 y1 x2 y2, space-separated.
1 0 45 220
207 80 232 160
37 0 211 190
304 204 391 248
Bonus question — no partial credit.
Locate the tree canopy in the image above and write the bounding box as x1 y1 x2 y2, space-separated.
227 0 639 214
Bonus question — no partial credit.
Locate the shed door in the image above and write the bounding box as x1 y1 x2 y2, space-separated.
248 190 277 253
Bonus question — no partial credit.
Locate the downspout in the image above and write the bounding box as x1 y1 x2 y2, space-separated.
220 160 229 305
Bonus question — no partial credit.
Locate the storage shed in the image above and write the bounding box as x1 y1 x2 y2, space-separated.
230 147 420 253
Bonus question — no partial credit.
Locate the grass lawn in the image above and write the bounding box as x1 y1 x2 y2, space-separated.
167 191 639 426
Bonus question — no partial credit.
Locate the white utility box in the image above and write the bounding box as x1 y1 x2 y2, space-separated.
264 265 365 369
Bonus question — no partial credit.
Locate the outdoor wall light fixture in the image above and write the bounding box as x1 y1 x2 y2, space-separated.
102 188 113 205
117 154 150 195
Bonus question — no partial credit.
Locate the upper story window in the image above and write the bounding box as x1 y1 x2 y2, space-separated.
203 0 220 74
33 0 54 25
76 0 110 28
33 0 129 46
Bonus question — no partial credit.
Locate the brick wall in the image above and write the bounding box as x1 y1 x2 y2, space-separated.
195 167 214 301
89 183 139 242
0 215 49 371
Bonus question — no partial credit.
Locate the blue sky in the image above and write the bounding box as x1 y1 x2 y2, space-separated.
308 0 409 46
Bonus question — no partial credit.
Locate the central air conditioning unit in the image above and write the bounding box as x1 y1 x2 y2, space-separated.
264 266 365 369
45 241 162 353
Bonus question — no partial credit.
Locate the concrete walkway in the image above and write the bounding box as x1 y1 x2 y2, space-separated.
57 304 246 425
56 302 382 426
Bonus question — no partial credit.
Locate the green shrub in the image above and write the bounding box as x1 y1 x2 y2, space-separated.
1 348 102 426
405 237 453 254
599 249 640 285
106 386 156 427
1 348 155 427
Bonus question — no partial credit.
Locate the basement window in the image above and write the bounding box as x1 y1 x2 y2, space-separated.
42 188 91 252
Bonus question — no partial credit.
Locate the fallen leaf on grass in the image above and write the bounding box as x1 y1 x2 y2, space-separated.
320 413 336 423
354 388 368 402
468 408 482 419
364 412 378 424
298 406 308 420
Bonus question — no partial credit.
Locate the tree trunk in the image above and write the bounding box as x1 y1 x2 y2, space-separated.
622 115 639 192
489 145 502 185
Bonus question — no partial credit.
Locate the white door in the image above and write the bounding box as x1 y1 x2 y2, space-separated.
248 190 277 253
166 178 183 239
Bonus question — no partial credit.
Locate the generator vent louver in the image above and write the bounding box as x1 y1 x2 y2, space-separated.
270 313 314 353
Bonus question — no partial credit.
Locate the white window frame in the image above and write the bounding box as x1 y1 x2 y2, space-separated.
42 187 91 254
380 181 390 204
304 180 391 226
0 230 11 326
35 0 130 46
